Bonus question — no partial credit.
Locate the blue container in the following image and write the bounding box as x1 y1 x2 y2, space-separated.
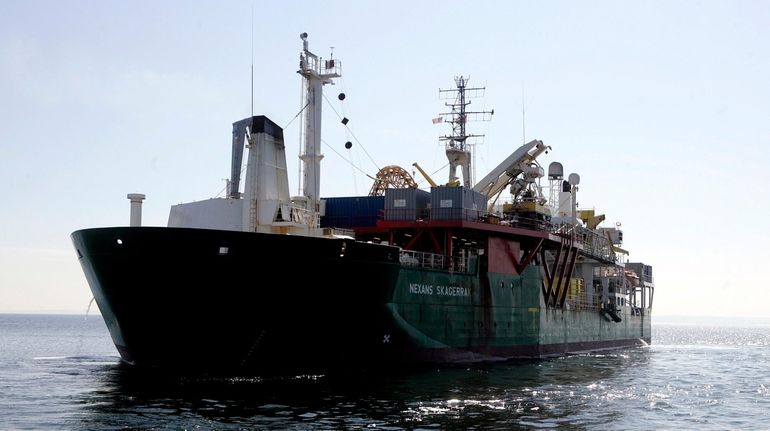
320 196 384 228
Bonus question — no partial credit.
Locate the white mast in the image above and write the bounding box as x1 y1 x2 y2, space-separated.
297 32 341 222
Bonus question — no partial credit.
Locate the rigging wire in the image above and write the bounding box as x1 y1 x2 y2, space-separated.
213 183 227 199
411 162 450 187
212 161 249 199
322 93 380 172
214 1 255 200
284 101 310 130
212 108 306 200
476 101 494 185
337 76 358 194
321 138 374 178
429 163 450 179
213 129 372 200
213 106 308 200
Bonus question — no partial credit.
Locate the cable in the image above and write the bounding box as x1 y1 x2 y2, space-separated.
284 101 310 130
321 138 371 177
212 162 248 199
322 93 380 171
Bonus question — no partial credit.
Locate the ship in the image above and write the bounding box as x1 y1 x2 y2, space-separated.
71 33 654 373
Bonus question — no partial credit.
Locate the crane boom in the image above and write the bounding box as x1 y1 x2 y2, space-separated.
412 162 438 188
472 139 550 209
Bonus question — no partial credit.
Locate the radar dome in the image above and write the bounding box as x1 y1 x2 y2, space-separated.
548 162 563 179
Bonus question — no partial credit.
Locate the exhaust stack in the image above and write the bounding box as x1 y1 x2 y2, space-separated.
127 193 146 227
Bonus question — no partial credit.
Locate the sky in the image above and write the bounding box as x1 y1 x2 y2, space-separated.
1 1 768 318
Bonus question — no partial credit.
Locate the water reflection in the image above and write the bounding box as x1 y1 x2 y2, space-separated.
75 348 650 430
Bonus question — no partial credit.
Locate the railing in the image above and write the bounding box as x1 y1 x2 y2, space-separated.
382 208 431 222
399 249 471 272
566 290 602 311
291 205 319 227
322 227 355 238
496 214 553 231
320 58 342 77
381 207 553 230
374 208 619 263
558 224 616 263
300 48 342 78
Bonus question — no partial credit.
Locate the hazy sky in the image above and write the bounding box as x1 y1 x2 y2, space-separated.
1 1 768 317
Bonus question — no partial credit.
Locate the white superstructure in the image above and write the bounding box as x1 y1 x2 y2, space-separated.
168 33 340 237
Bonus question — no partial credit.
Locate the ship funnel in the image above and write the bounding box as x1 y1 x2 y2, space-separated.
127 193 146 227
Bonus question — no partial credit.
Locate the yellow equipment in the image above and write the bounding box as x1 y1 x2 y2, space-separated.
578 209 606 230
412 162 438 188
368 165 418 196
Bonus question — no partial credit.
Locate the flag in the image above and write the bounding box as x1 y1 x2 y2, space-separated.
432 116 442 124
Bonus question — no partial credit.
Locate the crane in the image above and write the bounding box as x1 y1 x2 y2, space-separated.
411 163 438 188
472 139 550 211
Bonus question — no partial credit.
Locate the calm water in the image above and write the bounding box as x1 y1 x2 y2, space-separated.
1 314 769 430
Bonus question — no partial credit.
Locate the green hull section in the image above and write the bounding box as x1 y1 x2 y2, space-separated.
388 261 650 360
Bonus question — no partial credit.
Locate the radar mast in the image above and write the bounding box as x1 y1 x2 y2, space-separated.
438 76 493 187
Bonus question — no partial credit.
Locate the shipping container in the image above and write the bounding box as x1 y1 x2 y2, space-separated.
384 188 431 221
320 195 384 228
430 186 488 221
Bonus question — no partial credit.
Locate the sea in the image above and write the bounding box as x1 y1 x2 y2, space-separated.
1 314 769 430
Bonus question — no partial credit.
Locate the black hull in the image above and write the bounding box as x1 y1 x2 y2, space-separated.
73 227 406 372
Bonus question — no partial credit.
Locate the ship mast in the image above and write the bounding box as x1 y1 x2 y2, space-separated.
297 32 341 223
439 76 493 188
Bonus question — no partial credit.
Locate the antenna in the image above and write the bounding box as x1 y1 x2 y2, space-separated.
521 83 525 145
438 76 493 187
250 0 254 118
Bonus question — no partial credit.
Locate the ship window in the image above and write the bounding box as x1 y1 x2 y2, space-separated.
76 249 82 259
500 281 504 288
116 239 123 245
219 247 229 255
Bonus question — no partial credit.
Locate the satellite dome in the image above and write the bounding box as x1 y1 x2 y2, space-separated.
548 162 563 179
